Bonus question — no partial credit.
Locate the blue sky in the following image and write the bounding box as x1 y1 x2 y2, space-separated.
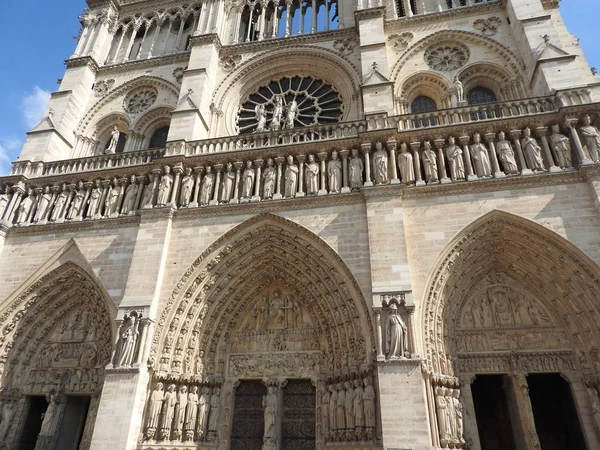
0 0 598 175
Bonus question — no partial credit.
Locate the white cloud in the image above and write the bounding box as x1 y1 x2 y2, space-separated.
21 86 51 129
0 137 22 176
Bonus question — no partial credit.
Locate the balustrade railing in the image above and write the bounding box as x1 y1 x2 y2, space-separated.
394 0 496 18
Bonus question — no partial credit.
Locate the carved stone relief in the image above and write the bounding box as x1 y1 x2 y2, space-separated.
473 17 502 36
333 38 359 55
220 54 242 72
388 32 414 51
93 79 115 97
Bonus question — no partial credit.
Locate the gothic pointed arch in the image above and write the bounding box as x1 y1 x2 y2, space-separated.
421 210 600 383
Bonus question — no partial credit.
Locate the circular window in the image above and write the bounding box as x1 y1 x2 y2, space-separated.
237 76 343 134
424 43 469 72
124 87 158 114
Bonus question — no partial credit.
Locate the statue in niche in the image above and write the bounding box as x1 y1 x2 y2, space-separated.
67 181 86 219
423 141 438 183
446 388 458 444
263 386 278 444
36 393 66 449
527 298 552 326
87 180 103 219
196 386 211 439
50 184 68 221
207 387 220 438
386 303 408 359
344 381 355 434
0 402 15 441
471 133 492 177
121 175 139 215
549 124 572 168
270 95 284 131
521 128 546 171
284 155 298 198
262 158 276 199
173 385 188 440
34 186 52 222
579 115 600 160
179 167 194 207
445 136 465 181
328 385 338 437
284 99 298 129
353 379 365 435
435 387 451 446
305 154 320 195
17 189 34 224
160 384 177 440
184 386 199 441
373 141 389 184
255 104 267 133
106 126 120 154
328 150 342 193
398 142 415 185
363 377 376 432
349 148 363 190
496 131 519 174
454 76 464 104
489 288 514 327
322 385 331 438
156 166 174 206
336 383 346 432
140 174 155 209
200 166 214 206
114 311 141 367
105 179 120 216
220 162 235 203
452 389 465 445
241 161 255 199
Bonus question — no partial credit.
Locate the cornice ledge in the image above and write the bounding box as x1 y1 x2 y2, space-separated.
139 205 176 221
376 357 422 366
219 28 356 57
98 52 191 75
189 33 222 50
64 56 100 74
361 184 403 199
105 366 141 374
355 6 387 21
7 214 140 236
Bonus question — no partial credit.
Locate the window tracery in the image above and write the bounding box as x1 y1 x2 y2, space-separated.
424 43 470 72
411 95 437 113
124 87 158 114
148 126 170 149
467 86 497 105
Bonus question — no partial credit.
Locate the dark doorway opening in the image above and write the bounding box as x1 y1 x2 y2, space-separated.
231 380 266 450
55 396 91 450
17 396 48 450
281 379 316 450
472 374 517 450
527 373 587 450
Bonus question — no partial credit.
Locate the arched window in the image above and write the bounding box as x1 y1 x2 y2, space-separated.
148 126 169 149
411 96 437 113
467 87 497 105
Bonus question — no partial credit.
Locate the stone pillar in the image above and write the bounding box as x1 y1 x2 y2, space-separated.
296 155 306 197
273 157 284 200
536 127 560 172
387 138 400 184
4 184 25 224
317 152 328 196
375 310 385 361
116 178 128 217
169 165 183 207
409 142 425 186
210 164 223 205
99 180 111 218
508 372 541 450
340 149 350 193
190 167 203 208
361 143 373 187
133 175 146 212
566 118 593 166
231 162 243 204
459 375 482 450
252 159 263 202
458 136 477 181
509 130 532 175
434 139 451 184
484 133 505 178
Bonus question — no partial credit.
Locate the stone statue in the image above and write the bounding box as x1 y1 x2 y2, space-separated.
471 133 492 177
587 387 600 435
398 142 415 185
328 150 342 193
115 312 140 367
454 76 464 104
353 379 365 432
207 388 220 436
184 386 199 441
50 184 68 222
270 95 284 131
156 166 174 206
263 386 278 443
200 167 214 206
0 402 14 442
121 175 139 215
196 387 211 438
140 174 155 209
328 384 338 435
363 377 375 430
344 381 355 432
263 159 276 199
87 180 103 219
220 162 235 203
160 384 177 440
34 186 52 222
285 99 299 129
496 131 518 174
241 161 255 199
445 136 465 181
67 181 85 219
521 128 546 171
452 389 465 445
173 385 188 440
349 149 363 190
36 393 66 449
580 115 600 161
373 141 389 184
16 189 34 224
549 124 572 168
179 167 194 207
105 179 120 216
255 104 267 133
322 386 331 438
422 141 438 183
436 387 451 446
336 383 346 432
305 154 320 195
387 303 407 359
106 126 120 154
284 155 298 198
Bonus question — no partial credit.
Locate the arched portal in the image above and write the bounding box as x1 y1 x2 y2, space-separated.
145 214 378 449
0 262 114 450
421 210 600 450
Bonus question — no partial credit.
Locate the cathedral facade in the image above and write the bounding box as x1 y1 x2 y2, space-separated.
0 0 600 449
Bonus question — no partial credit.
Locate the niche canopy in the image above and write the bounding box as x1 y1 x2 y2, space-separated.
237 75 343 134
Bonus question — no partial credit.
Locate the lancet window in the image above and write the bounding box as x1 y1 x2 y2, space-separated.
234 0 339 44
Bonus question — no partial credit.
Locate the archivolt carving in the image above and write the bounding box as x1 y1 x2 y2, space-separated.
422 210 600 382
151 213 374 378
132 106 173 136
400 71 451 105
457 62 515 100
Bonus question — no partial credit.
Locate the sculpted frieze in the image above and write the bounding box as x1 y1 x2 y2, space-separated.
228 352 322 378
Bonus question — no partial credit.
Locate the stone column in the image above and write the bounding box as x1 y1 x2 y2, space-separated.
296 155 306 197
375 310 385 361
59 184 76 223
484 133 505 178
133 175 146 212
459 375 481 450
409 142 425 186
508 372 541 450
387 138 400 184
99 180 112 218
231 162 243 204
210 164 223 205
116 178 128 217
317 152 328 195
434 139 451 184
190 166 203 208
361 143 373 187
4 184 25 224
340 149 350 193
252 159 263 202
274 157 284 200
536 127 560 172
509 130 532 175
135 318 152 366
566 118 593 166
169 165 184 207
458 136 477 181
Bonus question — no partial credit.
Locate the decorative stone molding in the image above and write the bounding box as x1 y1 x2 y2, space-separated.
172 67 186 83
387 32 414 51
219 54 242 72
473 16 502 36
333 38 359 55
93 79 115 97
124 87 159 114
424 42 470 72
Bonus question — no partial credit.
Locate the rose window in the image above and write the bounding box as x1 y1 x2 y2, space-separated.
124 87 158 114
237 76 343 134
424 43 469 72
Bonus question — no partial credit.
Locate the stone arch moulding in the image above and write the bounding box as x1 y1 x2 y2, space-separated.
391 30 525 94
421 210 600 383
212 46 362 136
77 75 180 137
457 62 515 101
399 71 451 111
150 212 375 379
